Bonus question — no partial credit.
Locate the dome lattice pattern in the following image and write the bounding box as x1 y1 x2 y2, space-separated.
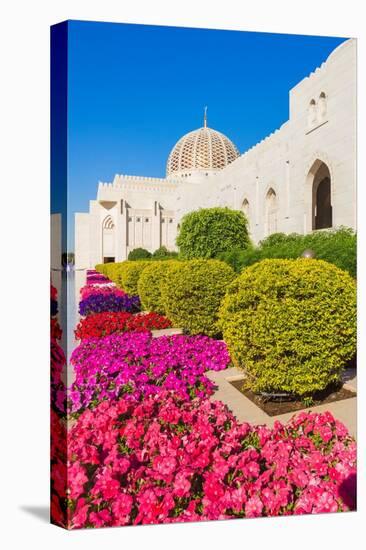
166 125 240 177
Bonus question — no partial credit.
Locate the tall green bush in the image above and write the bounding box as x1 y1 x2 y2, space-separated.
176 207 251 259
218 258 357 397
161 259 236 337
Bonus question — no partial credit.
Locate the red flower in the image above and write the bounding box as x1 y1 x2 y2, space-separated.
74 311 172 340
51 319 62 341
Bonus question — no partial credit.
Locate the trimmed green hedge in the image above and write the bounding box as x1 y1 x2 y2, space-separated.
152 246 179 260
219 228 356 277
114 261 150 294
218 258 357 397
176 207 251 259
137 260 179 314
128 248 152 261
161 259 236 337
95 262 122 283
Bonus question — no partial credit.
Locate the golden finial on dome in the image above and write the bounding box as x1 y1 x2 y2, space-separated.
204 106 207 128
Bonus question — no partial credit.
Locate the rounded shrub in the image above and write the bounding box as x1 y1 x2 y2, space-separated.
99 262 122 284
116 261 150 295
95 263 105 275
176 207 251 259
152 246 179 260
219 258 356 396
128 247 152 261
95 262 120 282
161 259 236 337
137 260 179 314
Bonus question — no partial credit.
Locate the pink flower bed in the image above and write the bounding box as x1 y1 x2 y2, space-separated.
51 335 67 413
49 267 357 529
50 283 67 413
50 283 68 526
65 392 356 528
68 332 230 413
51 409 68 527
86 270 110 285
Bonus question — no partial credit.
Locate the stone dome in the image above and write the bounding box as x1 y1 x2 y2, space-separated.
166 113 239 177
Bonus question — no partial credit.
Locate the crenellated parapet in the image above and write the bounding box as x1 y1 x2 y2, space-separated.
97 173 181 199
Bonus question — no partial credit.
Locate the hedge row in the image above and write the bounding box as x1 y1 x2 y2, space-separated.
96 255 356 397
97 258 236 337
128 246 179 261
95 261 150 295
137 260 179 315
218 227 356 277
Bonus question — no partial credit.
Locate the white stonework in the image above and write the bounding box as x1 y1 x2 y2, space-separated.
75 39 356 268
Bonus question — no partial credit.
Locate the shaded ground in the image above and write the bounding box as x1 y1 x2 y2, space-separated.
230 379 355 417
207 366 357 437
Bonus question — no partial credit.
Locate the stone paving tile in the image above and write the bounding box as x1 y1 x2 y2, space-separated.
151 327 183 337
343 368 357 391
207 366 357 437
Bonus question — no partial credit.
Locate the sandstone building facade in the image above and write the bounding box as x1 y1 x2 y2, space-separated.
75 39 356 268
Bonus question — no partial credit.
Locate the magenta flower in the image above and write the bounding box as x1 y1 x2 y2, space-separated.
57 393 356 529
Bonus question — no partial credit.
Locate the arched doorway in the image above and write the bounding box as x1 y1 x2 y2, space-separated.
265 188 278 236
311 161 332 230
102 215 115 262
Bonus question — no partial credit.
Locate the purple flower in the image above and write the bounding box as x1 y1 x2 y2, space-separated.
79 293 140 316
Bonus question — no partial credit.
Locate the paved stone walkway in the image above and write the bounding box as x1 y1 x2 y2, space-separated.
207 366 357 437
151 327 183 337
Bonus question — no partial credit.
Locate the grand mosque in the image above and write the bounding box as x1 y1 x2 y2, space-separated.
74 38 356 268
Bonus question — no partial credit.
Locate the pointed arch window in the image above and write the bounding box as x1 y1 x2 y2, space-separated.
265 188 278 236
318 92 327 122
308 99 317 128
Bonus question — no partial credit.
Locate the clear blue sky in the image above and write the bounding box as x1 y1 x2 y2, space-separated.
67 20 346 250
